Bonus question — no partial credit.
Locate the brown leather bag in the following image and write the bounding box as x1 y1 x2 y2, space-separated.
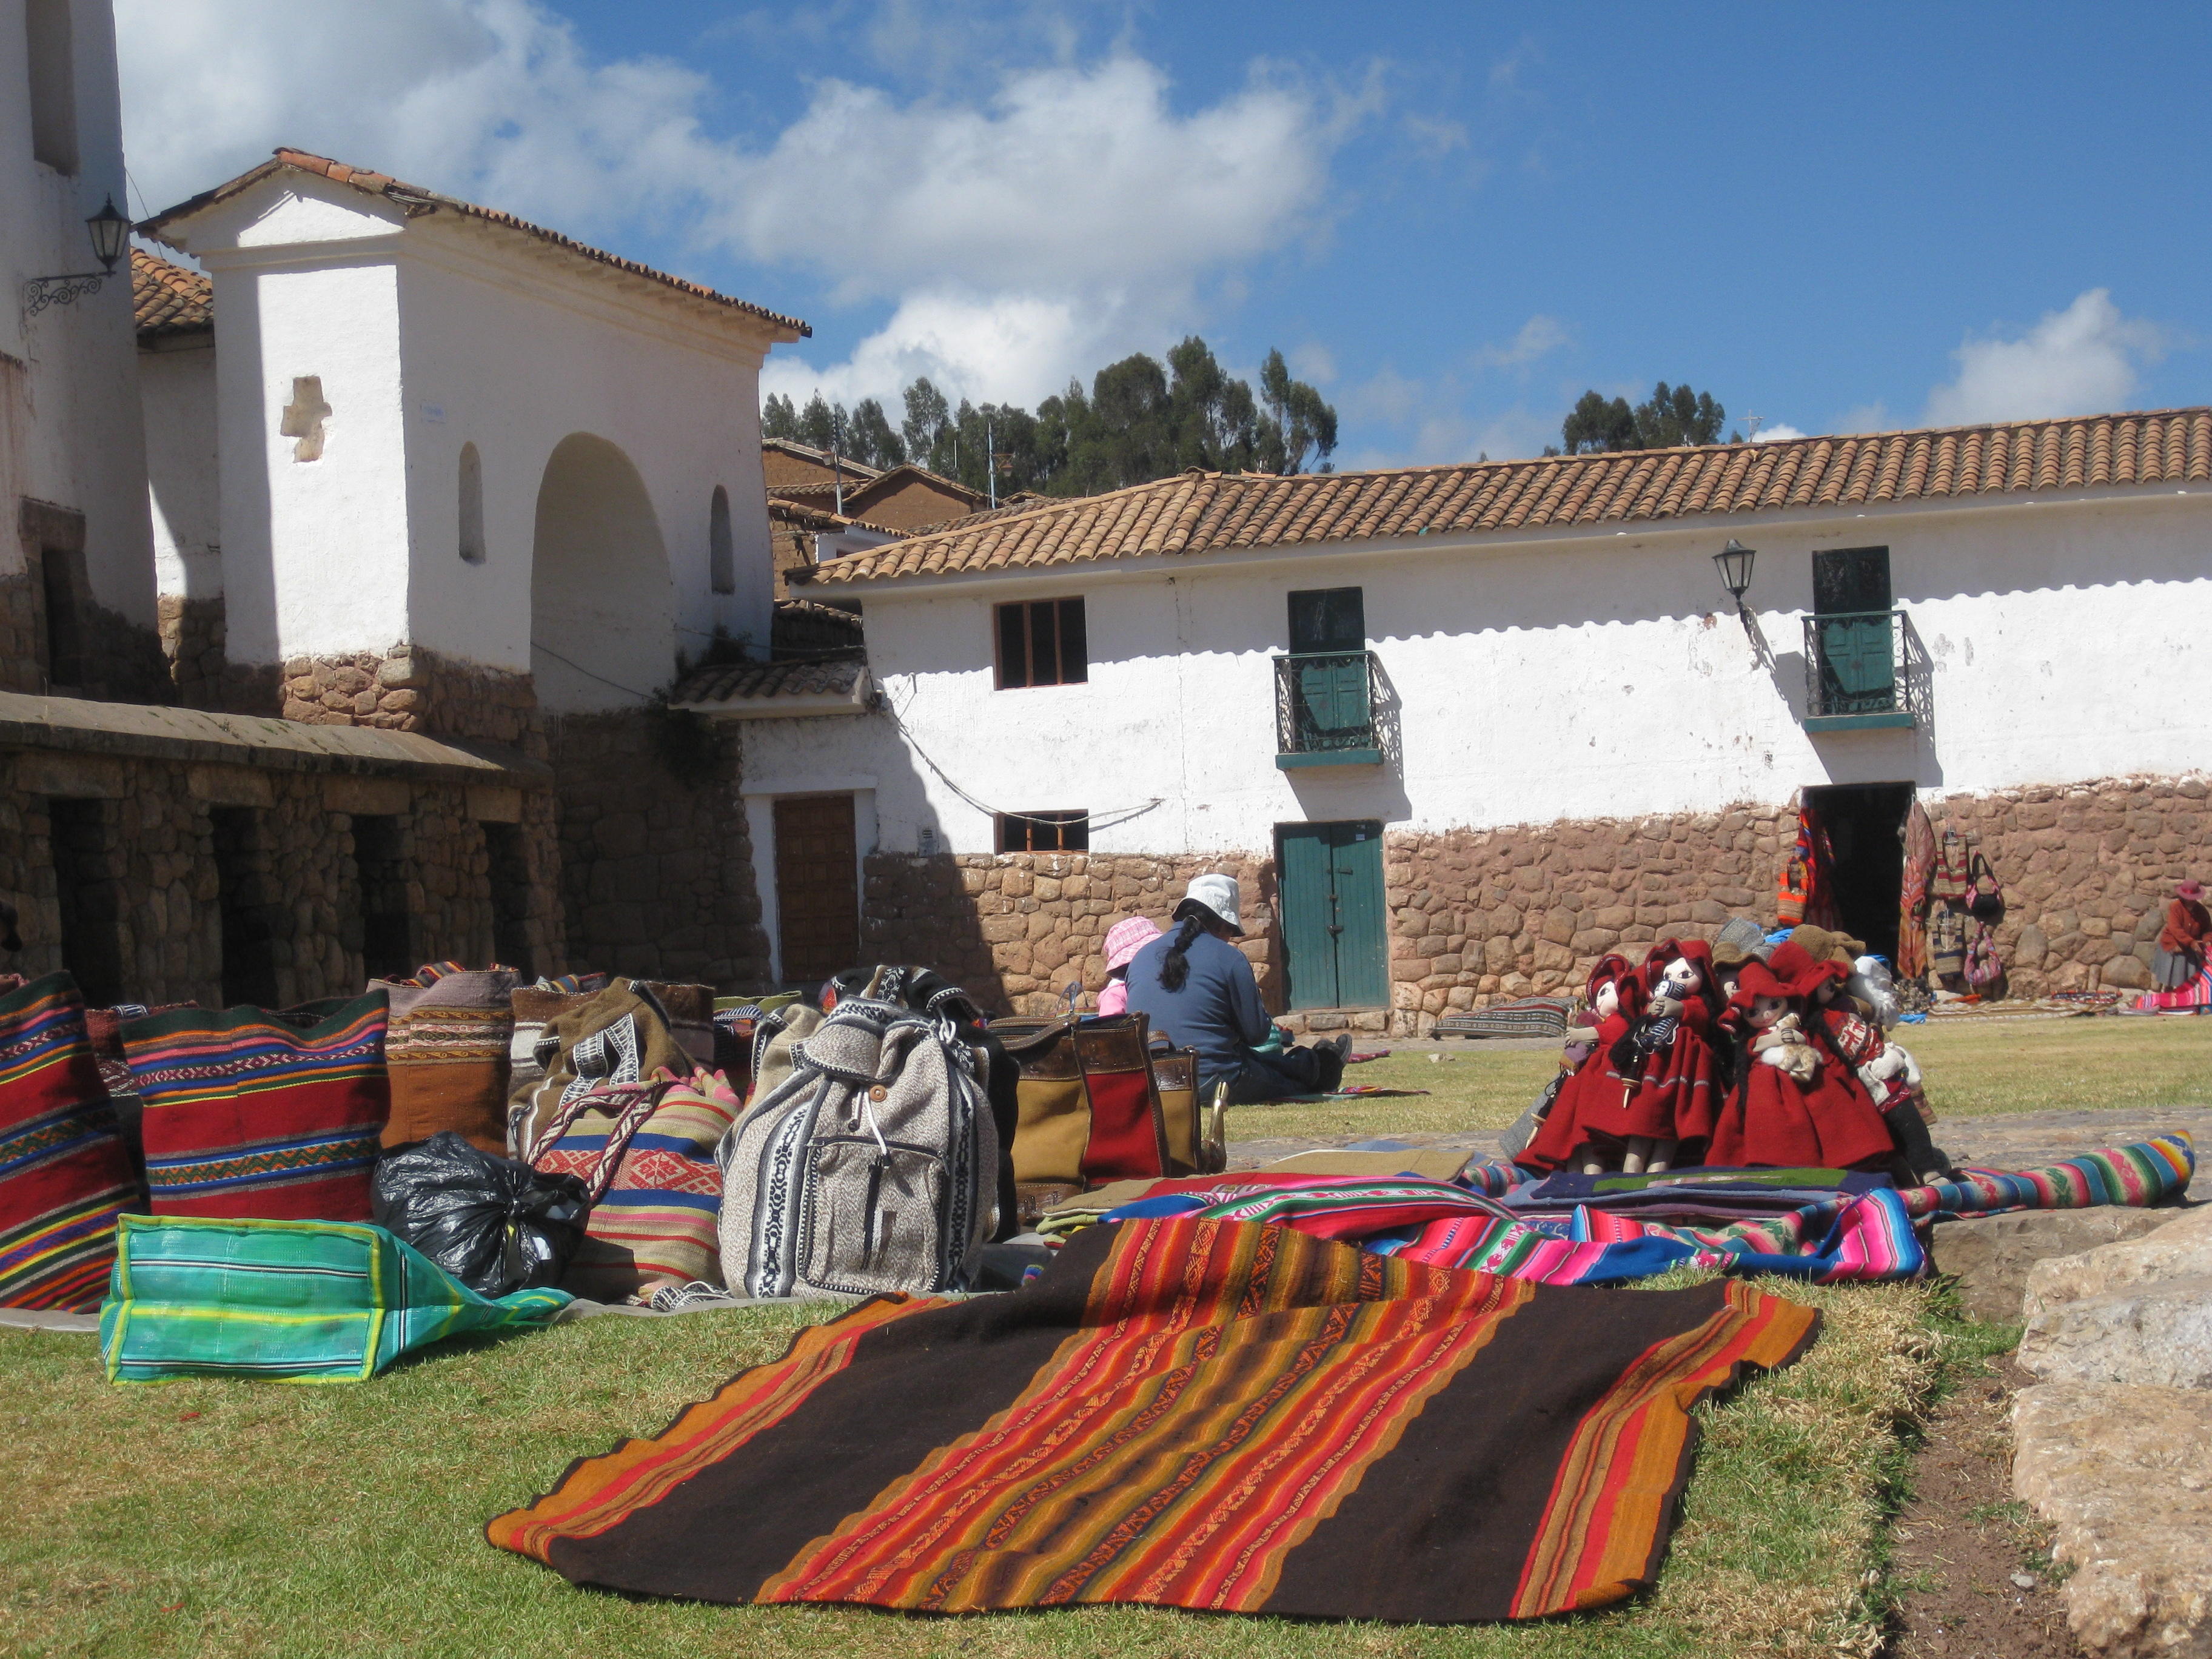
1147 1042 1223 1176
994 1013 1170 1188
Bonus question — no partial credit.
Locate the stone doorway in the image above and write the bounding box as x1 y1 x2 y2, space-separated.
1803 781 1914 962
774 794 859 984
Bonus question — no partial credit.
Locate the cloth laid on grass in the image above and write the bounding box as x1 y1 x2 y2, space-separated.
0 974 140 1310
1276 1085 1432 1101
1892 1134 2194 1219
99 1213 570 1382
1432 996 1575 1039
2136 961 2212 1013
122 993 389 1220
489 1216 1819 1622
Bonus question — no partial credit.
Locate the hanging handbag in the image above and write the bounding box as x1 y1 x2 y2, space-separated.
1965 854 2006 923
1964 926 2005 990
1777 856 1811 927
1929 909 1966 980
993 1013 1170 1190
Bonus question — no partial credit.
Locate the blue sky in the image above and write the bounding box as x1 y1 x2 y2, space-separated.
119 1 2212 467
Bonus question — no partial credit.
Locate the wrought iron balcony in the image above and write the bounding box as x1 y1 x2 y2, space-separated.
1802 609 1926 731
1274 650 1382 767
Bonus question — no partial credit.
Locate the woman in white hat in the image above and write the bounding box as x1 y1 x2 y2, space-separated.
1127 874 1350 1102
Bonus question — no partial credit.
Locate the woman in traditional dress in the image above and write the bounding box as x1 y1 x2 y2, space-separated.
2153 880 2210 999
1521 954 1648 1173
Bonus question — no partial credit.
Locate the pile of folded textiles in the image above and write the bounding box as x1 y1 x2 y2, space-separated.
1030 1134 2197 1287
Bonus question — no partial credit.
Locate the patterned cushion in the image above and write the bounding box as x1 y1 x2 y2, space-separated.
123 993 390 1221
0 974 141 1309
375 964 521 1155
526 1070 739 1301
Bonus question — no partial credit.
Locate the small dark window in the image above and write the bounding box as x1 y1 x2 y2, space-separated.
25 0 79 175
708 485 736 594
483 820 532 976
1289 587 1365 653
994 597 1087 688
458 443 486 564
1812 547 1891 616
996 811 1089 853
210 806 281 1008
49 798 122 1005
349 814 414 981
39 548 84 690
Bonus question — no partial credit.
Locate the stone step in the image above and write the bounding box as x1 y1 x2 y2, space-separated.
2017 1273 2212 1390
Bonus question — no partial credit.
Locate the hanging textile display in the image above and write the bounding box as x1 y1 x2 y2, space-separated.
1896 799 1937 980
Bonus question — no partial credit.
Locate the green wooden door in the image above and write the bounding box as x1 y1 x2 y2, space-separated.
1812 546 1895 712
1277 820 1388 1010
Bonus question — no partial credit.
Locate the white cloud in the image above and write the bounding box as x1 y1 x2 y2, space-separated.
1751 421 1806 443
1476 314 1567 370
1835 401 1891 434
1289 343 1337 386
1924 289 2166 426
116 2 1355 412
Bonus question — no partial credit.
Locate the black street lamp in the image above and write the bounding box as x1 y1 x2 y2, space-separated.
1712 538 1755 614
23 196 134 318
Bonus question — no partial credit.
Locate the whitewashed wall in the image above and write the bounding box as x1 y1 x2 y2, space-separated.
0 0 155 628
153 170 786 700
743 487 2212 856
139 334 220 599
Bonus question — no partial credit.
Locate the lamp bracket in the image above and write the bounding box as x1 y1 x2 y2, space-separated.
22 272 110 319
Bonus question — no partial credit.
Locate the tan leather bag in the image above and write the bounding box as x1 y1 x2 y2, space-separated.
994 1013 1168 1188
1148 1043 1214 1176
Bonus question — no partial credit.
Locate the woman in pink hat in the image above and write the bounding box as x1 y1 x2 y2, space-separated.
1095 916 1162 1016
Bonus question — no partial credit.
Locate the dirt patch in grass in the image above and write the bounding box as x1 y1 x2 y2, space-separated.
1885 1358 2080 1658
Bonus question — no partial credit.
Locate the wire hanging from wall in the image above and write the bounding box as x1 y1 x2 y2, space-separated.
878 679 1164 832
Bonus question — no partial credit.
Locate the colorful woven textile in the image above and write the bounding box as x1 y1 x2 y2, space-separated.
1432 996 1575 1039
1895 1135 2194 1219
122 994 389 1221
2136 963 2212 1012
1566 1189 1928 1283
526 1071 740 1299
99 1215 569 1383
375 964 520 1153
0 974 140 1310
489 1216 1818 1621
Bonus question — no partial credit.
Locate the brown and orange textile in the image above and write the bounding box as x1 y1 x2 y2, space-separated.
490 1216 1818 1622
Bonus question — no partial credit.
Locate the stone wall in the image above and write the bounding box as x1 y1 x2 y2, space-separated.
278 646 541 752
1931 776 2210 994
156 593 230 709
551 709 773 988
862 851 1280 1018
1 744 561 1008
847 774 2211 1031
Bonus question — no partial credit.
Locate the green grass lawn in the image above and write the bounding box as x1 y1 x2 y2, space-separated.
3 1278 1959 1659
7 1014 2196 1658
1231 1013 2212 1146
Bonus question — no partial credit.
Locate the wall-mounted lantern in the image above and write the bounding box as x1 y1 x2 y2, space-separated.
23 196 132 318
1712 538 1755 615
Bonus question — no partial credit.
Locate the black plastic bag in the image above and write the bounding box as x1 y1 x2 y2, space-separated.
372 1132 591 1298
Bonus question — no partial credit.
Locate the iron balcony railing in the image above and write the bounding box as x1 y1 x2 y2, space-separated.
1802 609 1925 725
1274 650 1381 757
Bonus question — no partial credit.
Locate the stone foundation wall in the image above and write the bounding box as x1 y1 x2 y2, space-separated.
848 775 2211 1031
862 851 1279 1018
1930 776 2210 994
0 745 561 1007
156 594 230 709
0 572 42 694
551 710 772 988
278 646 542 752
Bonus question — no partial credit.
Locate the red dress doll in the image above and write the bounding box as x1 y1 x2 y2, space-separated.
1523 954 1650 1173
1617 938 1728 1170
1705 948 1897 1170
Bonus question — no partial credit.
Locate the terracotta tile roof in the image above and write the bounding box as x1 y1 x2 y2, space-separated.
668 655 865 706
762 437 885 482
806 408 2212 587
132 247 212 335
141 149 808 340
766 495 904 537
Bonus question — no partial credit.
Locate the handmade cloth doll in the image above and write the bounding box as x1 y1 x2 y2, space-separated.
1706 950 1897 1170
1520 955 1648 1174
1615 939 1728 1172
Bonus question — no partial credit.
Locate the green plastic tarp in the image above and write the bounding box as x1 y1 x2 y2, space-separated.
99 1215 571 1384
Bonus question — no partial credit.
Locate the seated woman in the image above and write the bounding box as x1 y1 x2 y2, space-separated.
1127 875 1349 1103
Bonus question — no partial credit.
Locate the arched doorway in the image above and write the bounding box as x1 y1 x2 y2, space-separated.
529 434 674 711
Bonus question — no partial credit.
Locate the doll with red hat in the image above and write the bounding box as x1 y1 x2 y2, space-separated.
1617 937 1728 1171
1522 953 1651 1174
1706 944 1898 1170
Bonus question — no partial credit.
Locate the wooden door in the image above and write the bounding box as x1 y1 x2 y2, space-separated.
774 794 859 982
1276 820 1387 1010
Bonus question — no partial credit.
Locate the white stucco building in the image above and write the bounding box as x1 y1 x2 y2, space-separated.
139 148 808 729
700 412 2212 1021
0 0 157 697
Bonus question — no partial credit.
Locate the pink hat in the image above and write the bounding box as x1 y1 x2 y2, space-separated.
1103 916 1164 973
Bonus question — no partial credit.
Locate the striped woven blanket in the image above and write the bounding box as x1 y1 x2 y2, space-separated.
489 1216 1819 1621
1894 1134 2193 1218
